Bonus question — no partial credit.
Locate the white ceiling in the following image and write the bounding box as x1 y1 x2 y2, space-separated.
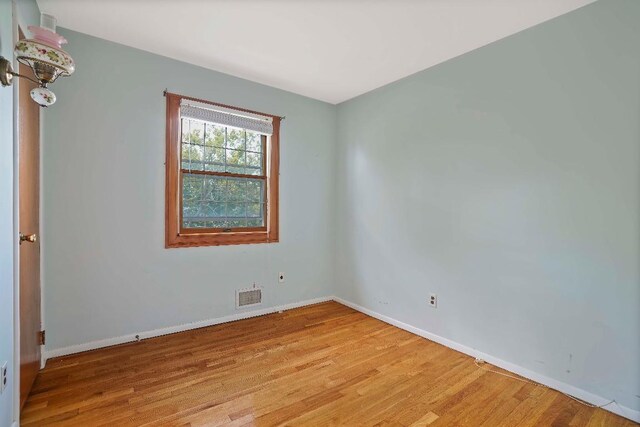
36 0 596 104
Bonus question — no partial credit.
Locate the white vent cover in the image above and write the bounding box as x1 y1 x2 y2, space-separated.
236 287 262 309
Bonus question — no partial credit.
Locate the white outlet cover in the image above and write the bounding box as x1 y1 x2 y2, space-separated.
278 272 285 283
429 293 438 308
1 361 7 394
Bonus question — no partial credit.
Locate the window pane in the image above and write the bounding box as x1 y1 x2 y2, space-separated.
225 148 246 174
207 177 226 201
203 147 225 172
185 120 204 145
181 173 265 228
246 180 264 202
205 124 225 148
181 144 193 170
179 117 268 229
206 219 233 228
184 220 207 228
182 200 199 219
246 218 263 227
182 144 204 171
181 118 265 177
247 203 263 218
181 119 189 143
246 132 262 152
225 179 246 201
226 202 246 218
227 219 247 228
246 152 262 176
225 149 245 166
182 174 201 202
226 128 246 150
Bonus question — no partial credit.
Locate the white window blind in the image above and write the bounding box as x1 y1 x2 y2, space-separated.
180 99 273 135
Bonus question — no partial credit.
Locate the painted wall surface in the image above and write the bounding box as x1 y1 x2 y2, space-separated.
42 30 338 351
336 0 639 413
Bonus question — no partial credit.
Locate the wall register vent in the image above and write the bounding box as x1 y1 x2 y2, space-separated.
236 287 262 309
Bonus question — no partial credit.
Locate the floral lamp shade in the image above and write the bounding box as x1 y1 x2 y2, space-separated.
0 14 75 107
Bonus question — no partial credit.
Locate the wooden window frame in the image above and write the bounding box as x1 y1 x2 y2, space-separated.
165 92 280 248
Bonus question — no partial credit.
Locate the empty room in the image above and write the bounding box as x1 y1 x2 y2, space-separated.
1 0 639 425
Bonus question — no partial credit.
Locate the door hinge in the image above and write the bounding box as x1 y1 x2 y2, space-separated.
39 330 45 346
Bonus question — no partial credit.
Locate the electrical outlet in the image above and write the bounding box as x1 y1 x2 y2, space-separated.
429 293 437 308
278 272 285 283
1 361 7 394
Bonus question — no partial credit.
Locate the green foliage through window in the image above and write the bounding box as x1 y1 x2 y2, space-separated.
181 119 263 176
180 118 266 229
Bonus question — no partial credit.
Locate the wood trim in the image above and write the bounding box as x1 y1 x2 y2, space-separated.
182 169 266 181
165 93 280 248
268 118 280 242
165 93 181 247
167 231 274 248
179 226 267 234
261 135 268 230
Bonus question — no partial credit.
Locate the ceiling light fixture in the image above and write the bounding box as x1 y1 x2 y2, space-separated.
0 14 75 107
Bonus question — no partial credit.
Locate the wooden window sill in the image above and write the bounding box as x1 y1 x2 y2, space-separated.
166 231 278 248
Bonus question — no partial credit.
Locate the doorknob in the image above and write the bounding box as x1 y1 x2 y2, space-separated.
19 233 37 244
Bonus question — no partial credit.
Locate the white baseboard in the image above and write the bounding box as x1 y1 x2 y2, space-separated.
43 296 332 361
333 296 640 424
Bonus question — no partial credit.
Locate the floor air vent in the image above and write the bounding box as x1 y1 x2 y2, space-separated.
236 287 262 309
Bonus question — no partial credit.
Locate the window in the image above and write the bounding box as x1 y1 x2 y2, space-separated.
165 92 280 247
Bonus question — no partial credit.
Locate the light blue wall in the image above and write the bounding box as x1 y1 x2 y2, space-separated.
43 30 338 351
336 0 639 413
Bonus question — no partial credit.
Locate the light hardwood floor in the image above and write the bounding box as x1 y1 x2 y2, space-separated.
22 302 637 426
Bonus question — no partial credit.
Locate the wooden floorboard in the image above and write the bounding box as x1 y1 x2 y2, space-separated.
22 301 637 426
